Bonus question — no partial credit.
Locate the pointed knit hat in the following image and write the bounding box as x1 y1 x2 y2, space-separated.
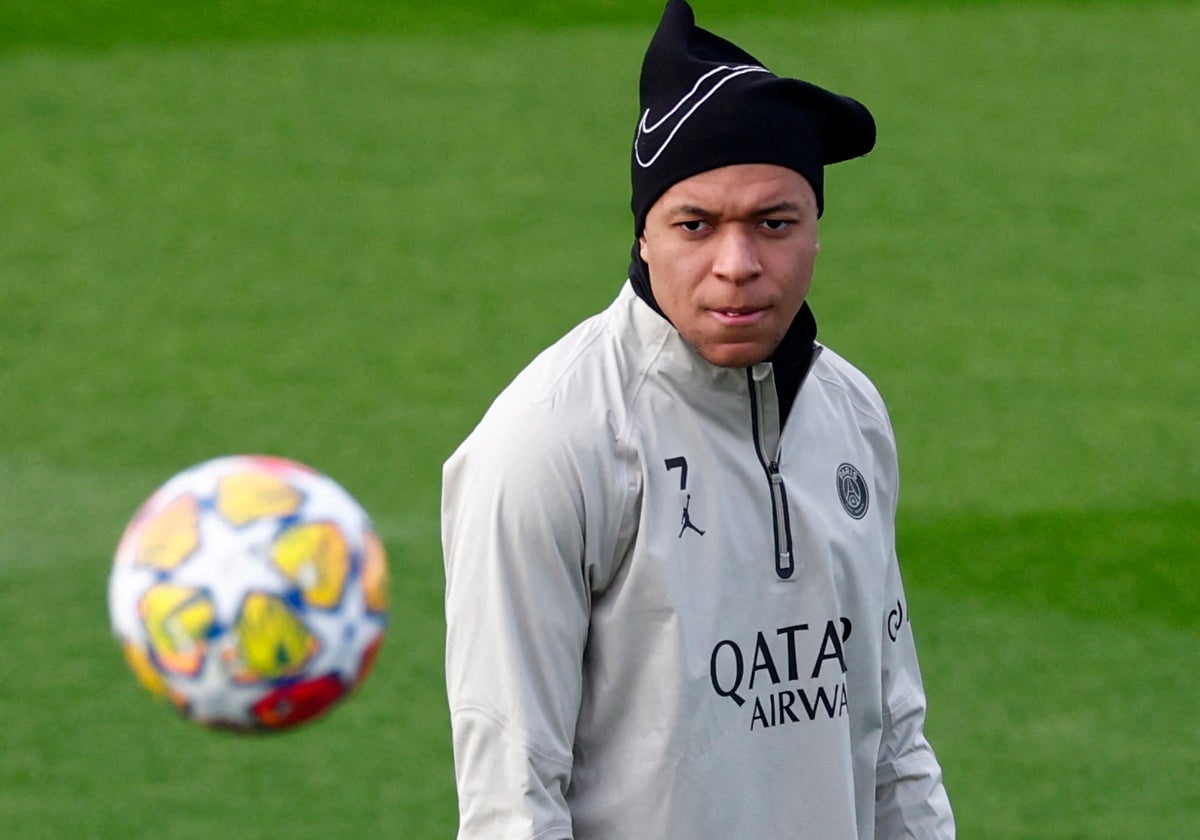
631 0 876 231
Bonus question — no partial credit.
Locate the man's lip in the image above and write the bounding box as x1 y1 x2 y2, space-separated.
709 306 767 325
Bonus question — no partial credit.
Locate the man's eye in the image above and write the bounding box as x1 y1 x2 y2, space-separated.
678 220 708 233
761 219 794 232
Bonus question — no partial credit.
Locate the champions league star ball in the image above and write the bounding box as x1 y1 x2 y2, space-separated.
108 455 389 732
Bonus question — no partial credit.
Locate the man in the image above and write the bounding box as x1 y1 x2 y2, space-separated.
441 1 955 837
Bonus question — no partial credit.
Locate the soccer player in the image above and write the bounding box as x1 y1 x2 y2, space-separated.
441 1 955 837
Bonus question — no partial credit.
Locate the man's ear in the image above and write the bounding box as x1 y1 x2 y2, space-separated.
638 234 649 262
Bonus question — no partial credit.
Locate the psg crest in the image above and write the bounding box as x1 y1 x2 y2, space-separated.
836 463 869 520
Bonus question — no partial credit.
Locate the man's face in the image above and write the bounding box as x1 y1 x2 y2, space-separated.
639 163 819 368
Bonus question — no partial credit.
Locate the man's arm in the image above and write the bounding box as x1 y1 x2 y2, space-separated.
874 561 955 839
442 412 591 840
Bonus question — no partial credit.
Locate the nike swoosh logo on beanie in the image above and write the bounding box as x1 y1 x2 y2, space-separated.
635 63 771 169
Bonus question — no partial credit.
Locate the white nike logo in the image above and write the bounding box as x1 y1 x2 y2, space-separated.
635 64 771 169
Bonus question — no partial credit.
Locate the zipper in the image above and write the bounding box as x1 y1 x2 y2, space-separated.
746 369 795 579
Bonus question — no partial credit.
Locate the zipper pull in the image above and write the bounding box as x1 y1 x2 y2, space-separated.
778 550 794 578
768 462 794 578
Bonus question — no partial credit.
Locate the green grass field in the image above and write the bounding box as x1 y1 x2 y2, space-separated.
2 1 1197 837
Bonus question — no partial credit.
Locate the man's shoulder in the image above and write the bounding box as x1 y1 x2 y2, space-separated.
501 307 619 406
461 286 657 455
808 344 891 427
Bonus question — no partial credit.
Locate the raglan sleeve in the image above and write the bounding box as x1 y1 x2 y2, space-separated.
441 405 594 840
873 425 956 838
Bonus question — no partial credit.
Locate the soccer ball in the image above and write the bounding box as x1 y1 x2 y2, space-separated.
108 455 389 732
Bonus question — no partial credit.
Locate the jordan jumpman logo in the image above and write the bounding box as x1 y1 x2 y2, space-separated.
678 494 706 538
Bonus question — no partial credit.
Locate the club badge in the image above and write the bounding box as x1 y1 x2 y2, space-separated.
836 463 869 520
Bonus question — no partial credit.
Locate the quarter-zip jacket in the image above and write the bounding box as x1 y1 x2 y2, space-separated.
442 283 954 839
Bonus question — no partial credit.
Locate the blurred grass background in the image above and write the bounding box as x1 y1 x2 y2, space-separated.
1 1 1197 837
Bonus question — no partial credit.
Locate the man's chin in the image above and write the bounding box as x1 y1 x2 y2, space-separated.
696 340 776 369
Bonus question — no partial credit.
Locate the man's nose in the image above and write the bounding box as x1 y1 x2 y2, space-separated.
711 228 762 283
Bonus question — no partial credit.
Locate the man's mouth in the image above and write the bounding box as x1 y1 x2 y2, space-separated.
710 306 766 326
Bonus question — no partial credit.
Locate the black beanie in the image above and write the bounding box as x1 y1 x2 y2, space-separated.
631 0 876 233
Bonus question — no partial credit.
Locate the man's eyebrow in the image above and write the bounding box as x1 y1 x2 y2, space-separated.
667 204 715 218
756 201 804 215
